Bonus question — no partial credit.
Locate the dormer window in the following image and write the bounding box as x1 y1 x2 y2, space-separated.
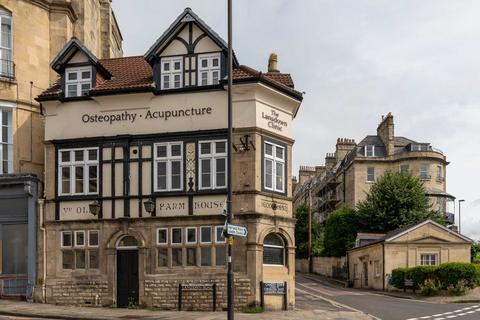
65 66 92 98
364 145 375 157
198 53 220 86
161 56 183 90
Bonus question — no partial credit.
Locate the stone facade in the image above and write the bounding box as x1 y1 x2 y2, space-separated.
294 113 454 225
37 8 302 311
0 0 122 298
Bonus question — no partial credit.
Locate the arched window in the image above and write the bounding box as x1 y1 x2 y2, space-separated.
117 235 138 248
263 233 285 266
0 9 13 78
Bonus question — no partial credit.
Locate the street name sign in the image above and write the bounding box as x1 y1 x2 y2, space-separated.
226 223 248 237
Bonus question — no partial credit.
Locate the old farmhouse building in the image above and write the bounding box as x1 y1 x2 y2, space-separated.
37 8 303 310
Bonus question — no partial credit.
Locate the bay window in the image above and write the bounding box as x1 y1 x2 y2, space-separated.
154 142 183 192
0 10 13 78
65 66 92 97
198 53 221 86
58 148 99 196
161 56 182 89
264 141 285 193
199 140 227 189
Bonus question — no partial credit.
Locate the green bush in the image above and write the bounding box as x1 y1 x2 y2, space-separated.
447 280 467 296
406 266 438 289
436 263 479 289
392 268 408 289
420 279 441 296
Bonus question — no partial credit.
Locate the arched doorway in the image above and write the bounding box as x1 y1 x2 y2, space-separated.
116 235 139 308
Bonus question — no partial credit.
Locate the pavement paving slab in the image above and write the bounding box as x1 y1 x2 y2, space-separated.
0 299 374 320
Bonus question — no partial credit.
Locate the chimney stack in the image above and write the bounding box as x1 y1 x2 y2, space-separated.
377 112 395 156
335 138 356 161
268 53 279 73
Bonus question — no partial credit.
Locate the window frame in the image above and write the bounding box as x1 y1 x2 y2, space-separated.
58 147 99 196
0 11 13 78
263 140 286 193
200 226 212 244
65 66 93 98
198 140 227 190
215 225 226 244
186 227 197 245
171 227 183 246
364 145 375 157
436 165 443 181
88 230 99 247
74 230 85 247
160 56 183 90
197 53 221 86
420 254 437 266
61 231 73 248
420 163 430 180
262 233 286 267
366 167 375 182
153 142 184 192
400 164 410 174
156 228 168 246
374 260 381 277
0 108 13 174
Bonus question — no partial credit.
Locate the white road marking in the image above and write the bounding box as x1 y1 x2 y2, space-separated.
406 304 480 320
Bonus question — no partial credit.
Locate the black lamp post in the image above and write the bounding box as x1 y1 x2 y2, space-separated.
89 200 101 216
143 198 155 215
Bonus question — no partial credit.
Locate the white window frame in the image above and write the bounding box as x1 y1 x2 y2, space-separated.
264 141 286 193
171 227 183 246
400 164 410 174
88 230 99 247
58 147 99 196
153 142 183 192
65 66 92 98
420 163 430 180
74 230 85 247
0 108 13 174
160 56 183 90
156 228 168 246
186 227 197 245
199 226 212 244
61 231 73 248
420 254 437 266
436 165 443 180
198 53 221 86
215 225 226 244
367 167 375 182
198 140 227 190
364 145 375 157
0 11 13 78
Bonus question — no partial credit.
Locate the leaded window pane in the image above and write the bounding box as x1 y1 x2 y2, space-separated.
215 246 226 266
187 248 196 266
158 248 168 267
265 159 273 189
62 251 74 269
75 166 84 193
200 227 211 243
89 250 99 269
172 228 182 244
201 247 212 266
201 159 211 188
88 166 97 193
75 250 86 269
157 161 167 190
172 248 182 266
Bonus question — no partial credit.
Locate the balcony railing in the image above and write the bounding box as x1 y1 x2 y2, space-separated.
0 59 15 79
409 144 443 155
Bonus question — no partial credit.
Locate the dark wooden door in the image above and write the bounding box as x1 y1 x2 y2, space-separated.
117 250 139 308
363 262 368 287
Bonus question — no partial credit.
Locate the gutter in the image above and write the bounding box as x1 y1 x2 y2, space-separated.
38 198 46 303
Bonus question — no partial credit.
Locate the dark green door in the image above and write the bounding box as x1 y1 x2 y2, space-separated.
117 250 139 308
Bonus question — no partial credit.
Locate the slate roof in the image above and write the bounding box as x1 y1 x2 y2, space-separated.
37 58 302 100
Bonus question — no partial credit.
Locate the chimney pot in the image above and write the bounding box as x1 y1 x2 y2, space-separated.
268 53 279 73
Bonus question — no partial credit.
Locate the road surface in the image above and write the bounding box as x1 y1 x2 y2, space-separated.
296 273 480 320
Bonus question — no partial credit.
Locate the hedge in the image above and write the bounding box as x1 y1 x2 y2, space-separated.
392 262 480 291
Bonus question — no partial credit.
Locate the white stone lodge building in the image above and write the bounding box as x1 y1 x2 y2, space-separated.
36 8 303 310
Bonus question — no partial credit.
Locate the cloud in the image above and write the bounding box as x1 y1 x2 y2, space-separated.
112 0 480 239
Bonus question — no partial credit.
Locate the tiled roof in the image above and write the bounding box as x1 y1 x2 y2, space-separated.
38 57 302 100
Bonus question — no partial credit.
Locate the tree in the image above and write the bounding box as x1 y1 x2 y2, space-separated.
472 241 480 264
356 171 445 233
323 207 358 257
294 203 324 258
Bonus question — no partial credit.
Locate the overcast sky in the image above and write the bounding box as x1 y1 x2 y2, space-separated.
112 0 480 240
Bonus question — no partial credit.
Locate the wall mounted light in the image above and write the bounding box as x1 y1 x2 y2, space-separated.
143 198 155 214
89 200 101 216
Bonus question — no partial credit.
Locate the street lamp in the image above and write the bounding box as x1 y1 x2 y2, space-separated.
89 200 101 216
458 199 465 233
143 198 155 215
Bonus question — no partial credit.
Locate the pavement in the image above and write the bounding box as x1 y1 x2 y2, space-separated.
296 273 480 320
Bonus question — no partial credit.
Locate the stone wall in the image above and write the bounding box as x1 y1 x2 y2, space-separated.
48 277 109 306
296 256 346 277
144 276 251 311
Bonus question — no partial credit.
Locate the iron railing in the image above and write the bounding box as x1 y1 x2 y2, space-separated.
0 59 15 79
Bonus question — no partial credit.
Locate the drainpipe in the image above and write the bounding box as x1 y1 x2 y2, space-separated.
38 198 46 303
382 243 385 291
